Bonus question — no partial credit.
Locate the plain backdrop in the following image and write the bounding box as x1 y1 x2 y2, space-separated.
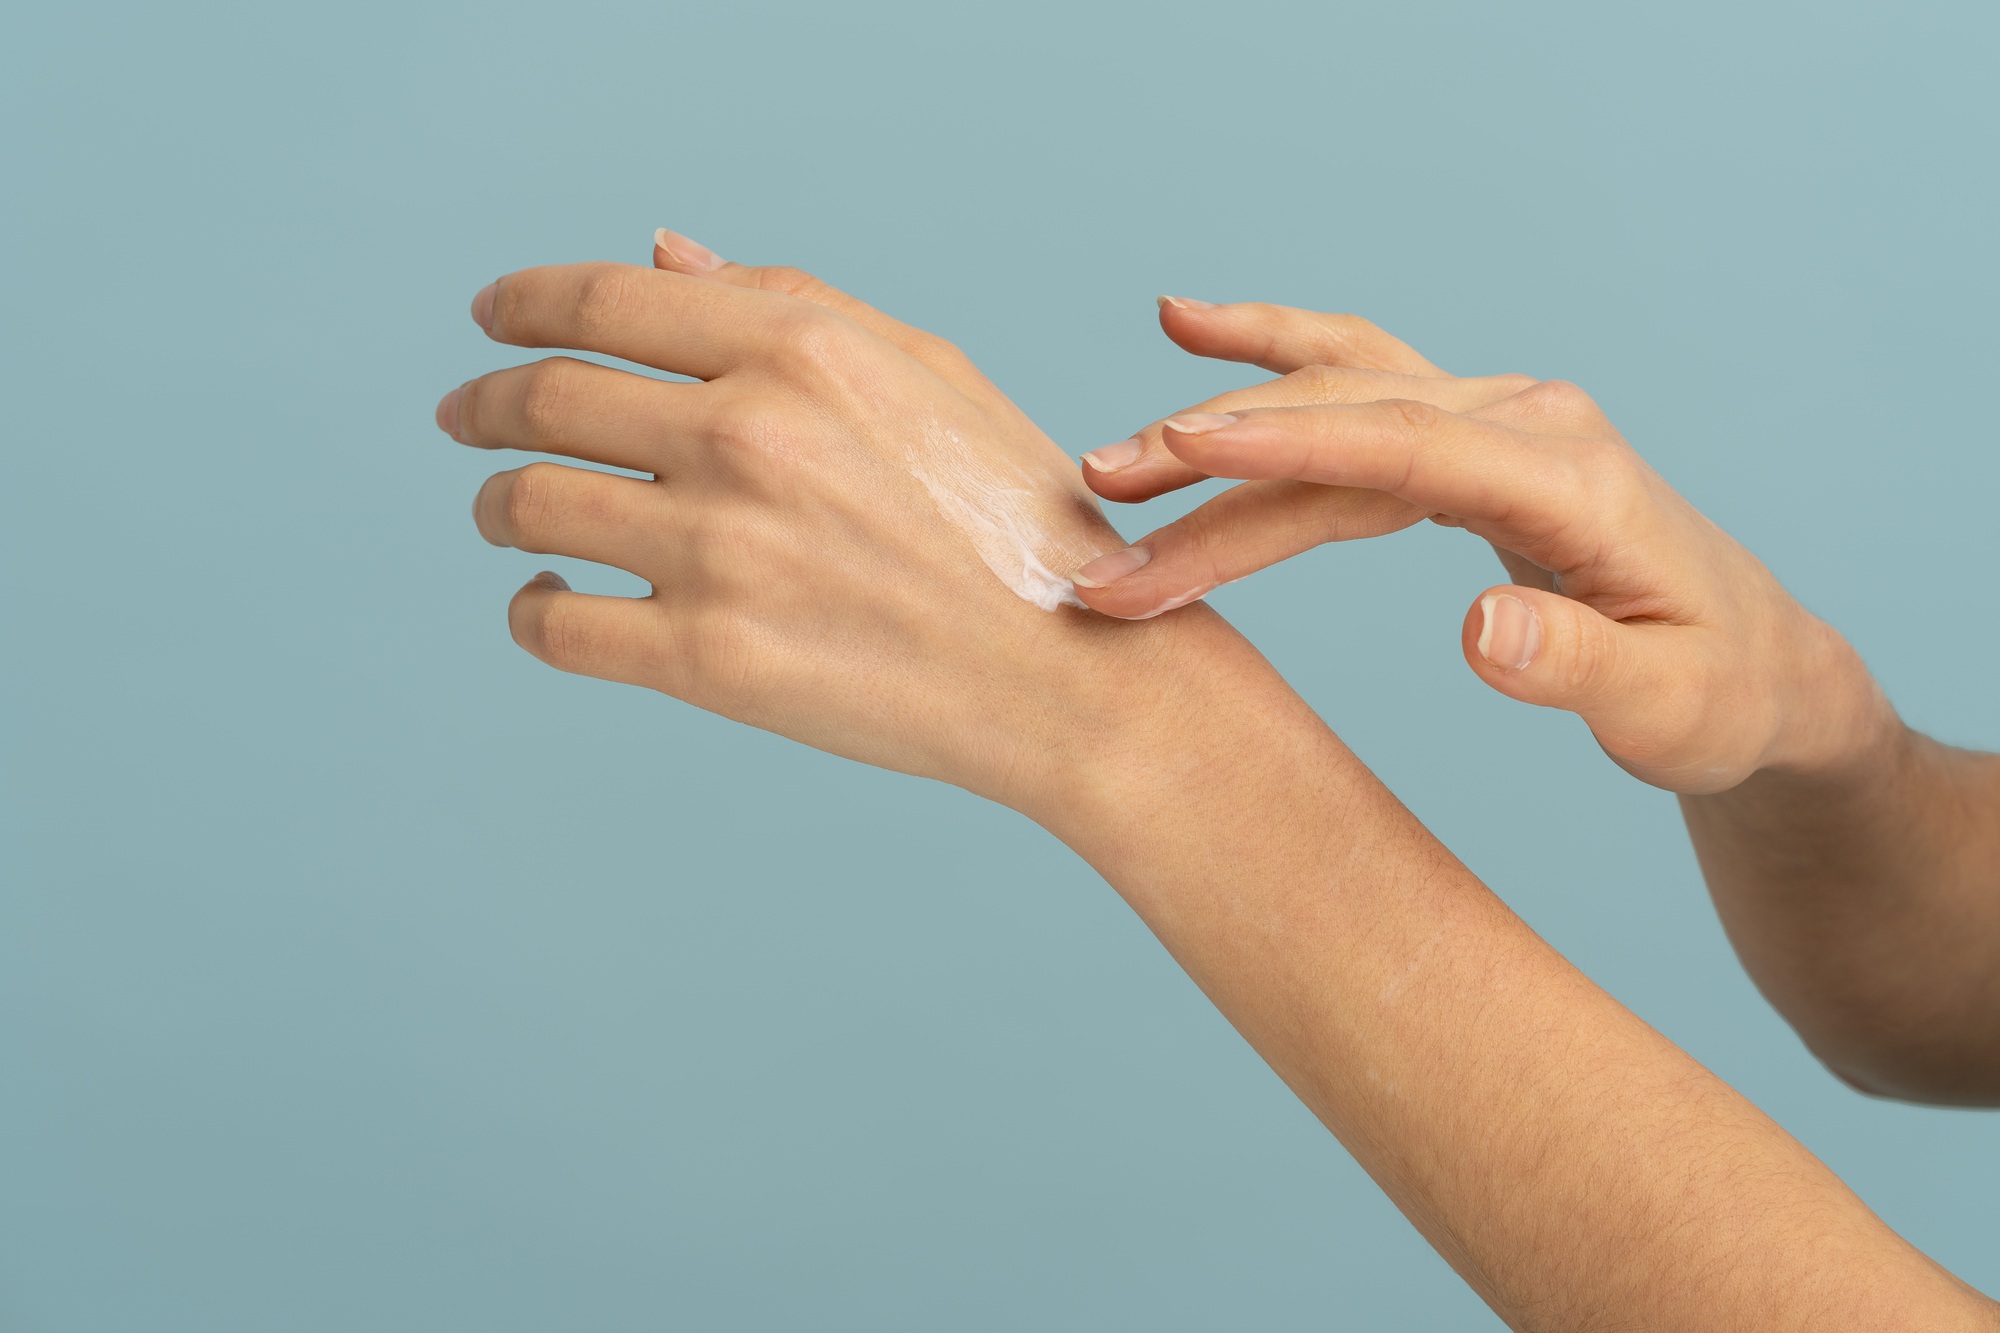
4 1 1996 1328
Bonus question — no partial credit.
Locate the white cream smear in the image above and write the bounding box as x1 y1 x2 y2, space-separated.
908 427 1116 613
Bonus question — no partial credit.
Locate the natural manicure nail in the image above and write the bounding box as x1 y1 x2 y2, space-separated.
1477 593 1543 671
1163 412 1238 435
1157 295 1215 310
1081 438 1145 473
1071 545 1153 589
654 228 726 272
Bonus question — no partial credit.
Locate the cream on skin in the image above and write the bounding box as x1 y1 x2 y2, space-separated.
651 230 1121 617
907 426 1115 613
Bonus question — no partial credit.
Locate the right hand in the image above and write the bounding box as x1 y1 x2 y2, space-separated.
1070 298 1890 795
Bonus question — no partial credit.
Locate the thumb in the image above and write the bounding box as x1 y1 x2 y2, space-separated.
1462 585 1768 791
1462 584 1693 724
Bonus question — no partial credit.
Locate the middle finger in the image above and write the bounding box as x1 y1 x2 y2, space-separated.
1083 368 1540 504
440 357 709 475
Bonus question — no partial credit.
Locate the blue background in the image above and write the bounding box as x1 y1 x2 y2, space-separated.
5 1 1996 1327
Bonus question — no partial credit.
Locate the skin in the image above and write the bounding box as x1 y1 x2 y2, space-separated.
435 239 1998 1328
1079 299 2000 1103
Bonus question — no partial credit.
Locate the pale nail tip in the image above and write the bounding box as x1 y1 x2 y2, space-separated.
1079 451 1118 474
1476 594 1499 661
1070 573 1107 589
1163 413 1234 434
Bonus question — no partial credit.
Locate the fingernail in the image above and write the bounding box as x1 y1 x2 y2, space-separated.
1477 593 1542 671
435 384 463 438
654 228 726 272
1071 545 1153 589
1081 438 1145 473
531 570 571 591
1157 295 1215 310
471 282 497 332
1163 412 1238 435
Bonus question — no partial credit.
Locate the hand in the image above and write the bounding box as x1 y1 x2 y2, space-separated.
433 234 1172 816
1070 298 1886 794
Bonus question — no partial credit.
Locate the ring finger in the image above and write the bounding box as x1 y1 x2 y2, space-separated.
473 461 676 574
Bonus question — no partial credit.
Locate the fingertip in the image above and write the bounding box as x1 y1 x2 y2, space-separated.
1079 457 1184 504
434 384 464 439
1080 437 1144 474
471 281 497 334
653 227 727 273
528 569 572 592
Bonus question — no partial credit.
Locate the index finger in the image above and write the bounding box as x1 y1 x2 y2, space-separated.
474 262 804 380
1160 400 1599 559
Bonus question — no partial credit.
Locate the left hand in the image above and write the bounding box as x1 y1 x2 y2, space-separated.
432 235 1170 818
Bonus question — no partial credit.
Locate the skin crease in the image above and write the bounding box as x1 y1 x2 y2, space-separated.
436 238 2000 1330
1084 296 2000 1103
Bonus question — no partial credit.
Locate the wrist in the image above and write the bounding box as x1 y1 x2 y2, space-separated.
1008 606 1339 857
1758 607 1905 785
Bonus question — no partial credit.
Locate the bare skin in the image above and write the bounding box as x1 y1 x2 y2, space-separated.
1079 298 2000 1103
435 241 1998 1328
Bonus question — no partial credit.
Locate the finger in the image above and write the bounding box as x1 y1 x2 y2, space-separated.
1083 367 1539 505
1157 401 1601 560
509 571 682 692
1069 481 1426 619
651 229 986 396
1461 585 1730 788
439 357 710 474
1156 298 1446 376
475 262 801 380
473 462 673 571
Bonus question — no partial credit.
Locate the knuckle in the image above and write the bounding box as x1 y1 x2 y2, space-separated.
706 398 783 457
773 309 862 376
1567 436 1644 505
1281 363 1343 397
1558 609 1611 697
1316 312 1385 355
522 595 587 668
505 462 570 545
909 328 969 371
1171 513 1229 578
1520 378 1598 418
572 265 644 339
518 358 582 442
1382 397 1442 434
752 265 826 300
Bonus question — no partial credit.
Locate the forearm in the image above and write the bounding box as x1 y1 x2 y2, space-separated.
1679 631 2000 1100
1036 610 1990 1330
